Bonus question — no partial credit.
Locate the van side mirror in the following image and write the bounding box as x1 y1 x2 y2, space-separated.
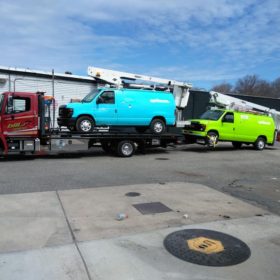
7 96 14 114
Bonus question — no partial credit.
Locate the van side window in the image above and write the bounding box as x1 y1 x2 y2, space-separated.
5 97 31 114
223 112 234 123
98 91 115 104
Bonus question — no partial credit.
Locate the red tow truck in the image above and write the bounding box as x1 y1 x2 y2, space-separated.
0 91 181 157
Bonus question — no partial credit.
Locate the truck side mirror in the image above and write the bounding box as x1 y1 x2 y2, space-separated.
7 96 14 114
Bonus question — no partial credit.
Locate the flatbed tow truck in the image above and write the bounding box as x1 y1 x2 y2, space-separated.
1 66 279 158
0 92 183 158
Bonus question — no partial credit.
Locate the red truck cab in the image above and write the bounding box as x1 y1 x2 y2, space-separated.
0 92 42 154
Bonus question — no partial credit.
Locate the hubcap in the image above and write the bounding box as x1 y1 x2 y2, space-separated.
80 120 92 132
122 143 133 156
154 122 163 133
258 140 265 149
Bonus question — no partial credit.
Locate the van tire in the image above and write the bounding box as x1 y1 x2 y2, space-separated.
117 140 135 157
76 116 94 133
254 137 266 150
150 119 166 134
232 142 242 149
207 131 218 147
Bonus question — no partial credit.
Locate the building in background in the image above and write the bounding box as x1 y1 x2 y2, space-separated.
0 66 97 127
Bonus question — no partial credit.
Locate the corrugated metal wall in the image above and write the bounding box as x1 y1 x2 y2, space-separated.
0 73 96 127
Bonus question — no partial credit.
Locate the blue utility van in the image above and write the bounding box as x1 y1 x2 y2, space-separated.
58 88 176 134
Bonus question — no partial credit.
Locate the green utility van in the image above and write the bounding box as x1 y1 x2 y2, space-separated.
183 109 276 150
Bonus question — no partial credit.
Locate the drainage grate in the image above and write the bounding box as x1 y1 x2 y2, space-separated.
155 158 170 160
125 192 141 197
133 202 172 215
164 229 251 267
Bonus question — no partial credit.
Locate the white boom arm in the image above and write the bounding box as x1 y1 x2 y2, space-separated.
210 91 280 130
88 66 192 109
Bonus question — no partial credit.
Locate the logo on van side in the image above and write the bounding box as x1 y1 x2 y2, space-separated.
258 121 271 125
150 99 170 104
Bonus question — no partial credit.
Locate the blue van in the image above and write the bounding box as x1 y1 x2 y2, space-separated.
57 88 176 134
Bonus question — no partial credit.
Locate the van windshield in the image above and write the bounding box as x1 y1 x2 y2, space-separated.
0 94 4 112
82 88 101 103
200 110 224 120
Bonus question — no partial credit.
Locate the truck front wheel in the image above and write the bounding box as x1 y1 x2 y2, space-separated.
76 116 94 133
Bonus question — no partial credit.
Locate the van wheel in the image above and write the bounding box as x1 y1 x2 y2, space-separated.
117 140 135 157
254 137 266 150
150 119 166 134
207 132 218 147
76 116 94 133
232 142 242 149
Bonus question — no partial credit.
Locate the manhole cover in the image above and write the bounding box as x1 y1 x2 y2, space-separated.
164 229 251 266
125 192 141 197
133 202 172 215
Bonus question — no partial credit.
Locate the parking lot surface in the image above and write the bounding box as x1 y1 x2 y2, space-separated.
1 142 280 214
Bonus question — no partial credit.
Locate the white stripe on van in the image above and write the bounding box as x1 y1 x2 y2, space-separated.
150 99 170 103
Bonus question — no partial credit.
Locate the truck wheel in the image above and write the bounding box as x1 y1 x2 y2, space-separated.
232 142 242 149
117 140 135 157
76 116 94 133
207 132 218 147
150 119 166 134
254 137 266 150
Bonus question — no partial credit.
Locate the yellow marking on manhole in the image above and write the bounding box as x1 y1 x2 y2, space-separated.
187 237 224 254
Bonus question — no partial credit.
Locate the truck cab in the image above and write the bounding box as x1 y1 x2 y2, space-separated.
0 92 46 155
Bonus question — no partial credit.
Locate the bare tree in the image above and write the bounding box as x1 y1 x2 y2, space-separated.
211 83 232 94
234 75 258 95
271 77 280 98
234 75 273 97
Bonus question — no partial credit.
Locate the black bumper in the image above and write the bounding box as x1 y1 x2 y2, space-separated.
57 117 76 127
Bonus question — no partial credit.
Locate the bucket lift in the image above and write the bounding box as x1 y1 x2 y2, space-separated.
88 66 192 127
209 91 280 131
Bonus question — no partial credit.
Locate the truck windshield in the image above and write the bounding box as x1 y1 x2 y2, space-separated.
200 110 225 120
82 88 101 103
0 94 4 112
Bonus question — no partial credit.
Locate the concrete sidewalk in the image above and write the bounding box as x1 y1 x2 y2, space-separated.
0 182 279 279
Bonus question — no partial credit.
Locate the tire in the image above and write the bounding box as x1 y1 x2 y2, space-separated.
232 142 242 149
207 131 218 147
116 140 135 157
254 137 266 151
150 119 166 134
76 116 94 133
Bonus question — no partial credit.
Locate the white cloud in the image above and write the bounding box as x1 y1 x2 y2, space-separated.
0 0 279 86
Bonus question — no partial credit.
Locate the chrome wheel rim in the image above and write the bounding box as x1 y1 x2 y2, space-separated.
154 122 163 133
121 143 133 156
80 120 92 132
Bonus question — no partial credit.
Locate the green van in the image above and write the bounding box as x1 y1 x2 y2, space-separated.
183 109 276 150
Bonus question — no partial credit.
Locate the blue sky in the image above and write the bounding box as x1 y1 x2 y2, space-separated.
0 0 279 90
